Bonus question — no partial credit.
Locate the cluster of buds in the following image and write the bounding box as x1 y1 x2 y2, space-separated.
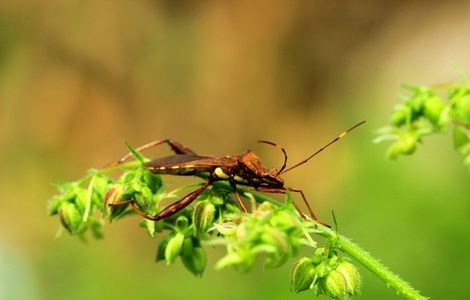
47 171 112 237
213 201 307 271
291 248 361 299
377 83 470 161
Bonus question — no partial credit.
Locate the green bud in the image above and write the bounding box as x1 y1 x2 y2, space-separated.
213 222 236 236
175 216 189 232
156 236 172 262
59 202 82 234
387 130 417 159
193 201 216 236
453 125 470 151
423 96 445 125
321 269 347 299
215 252 243 270
264 251 289 269
391 105 411 126
312 247 327 265
92 173 113 198
75 189 88 213
398 131 418 154
181 241 207 277
210 195 225 206
453 94 470 123
336 261 361 296
291 257 316 293
260 227 288 252
408 91 428 117
270 211 297 231
47 195 63 216
89 218 104 239
328 255 339 267
316 262 330 278
164 233 185 264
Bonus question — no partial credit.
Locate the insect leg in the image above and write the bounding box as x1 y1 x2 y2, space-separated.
117 181 211 221
230 182 248 213
152 181 210 220
288 187 330 227
109 139 197 166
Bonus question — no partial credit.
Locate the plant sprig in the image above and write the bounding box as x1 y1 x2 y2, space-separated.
48 143 427 299
375 81 470 166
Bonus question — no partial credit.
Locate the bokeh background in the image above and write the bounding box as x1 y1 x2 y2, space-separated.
1 1 470 299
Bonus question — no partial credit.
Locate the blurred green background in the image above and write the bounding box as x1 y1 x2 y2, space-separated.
1 1 470 299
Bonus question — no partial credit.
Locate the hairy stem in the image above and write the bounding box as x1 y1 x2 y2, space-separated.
315 226 427 300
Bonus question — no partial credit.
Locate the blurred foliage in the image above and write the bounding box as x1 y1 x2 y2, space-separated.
375 80 470 166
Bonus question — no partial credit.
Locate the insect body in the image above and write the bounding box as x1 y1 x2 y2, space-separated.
109 121 365 225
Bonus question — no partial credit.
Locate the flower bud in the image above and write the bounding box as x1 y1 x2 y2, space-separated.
215 252 244 270
175 216 189 232
336 261 361 296
423 96 445 125
391 105 411 126
260 227 288 252
193 200 216 236
59 202 82 234
291 257 316 293
453 125 470 151
164 233 185 264
387 131 417 159
181 241 207 277
321 269 347 299
75 189 88 213
315 262 329 278
47 195 63 216
213 222 237 236
270 211 297 231
311 247 327 265
453 94 470 123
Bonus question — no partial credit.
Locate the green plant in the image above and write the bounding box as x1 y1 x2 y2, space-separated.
48 144 427 300
375 80 470 165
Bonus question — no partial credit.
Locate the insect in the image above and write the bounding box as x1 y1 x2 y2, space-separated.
108 121 365 225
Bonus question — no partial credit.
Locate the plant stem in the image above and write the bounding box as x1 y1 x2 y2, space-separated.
315 226 427 300
231 184 428 300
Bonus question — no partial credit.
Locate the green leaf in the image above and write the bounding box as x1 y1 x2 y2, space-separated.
165 233 185 264
124 141 146 163
139 219 156 237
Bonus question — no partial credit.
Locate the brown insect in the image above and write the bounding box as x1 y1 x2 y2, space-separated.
108 121 365 225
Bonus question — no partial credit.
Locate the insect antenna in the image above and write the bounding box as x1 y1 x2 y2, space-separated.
257 140 288 175
280 120 366 174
